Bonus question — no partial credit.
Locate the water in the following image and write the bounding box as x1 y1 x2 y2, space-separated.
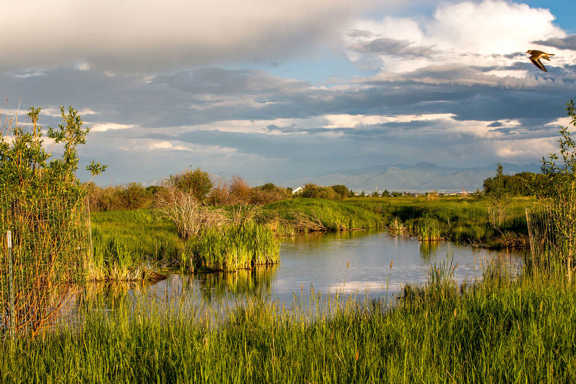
77 232 521 313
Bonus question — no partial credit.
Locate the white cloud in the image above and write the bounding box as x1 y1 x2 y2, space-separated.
493 137 556 159
90 123 136 133
323 113 456 128
42 107 98 118
346 0 572 75
0 0 392 71
117 138 237 154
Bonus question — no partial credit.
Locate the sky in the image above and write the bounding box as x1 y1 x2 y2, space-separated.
1 0 576 190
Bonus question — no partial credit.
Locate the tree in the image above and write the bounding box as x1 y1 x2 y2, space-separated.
301 184 338 199
229 176 251 204
168 168 213 201
542 100 576 281
330 185 351 199
0 106 104 334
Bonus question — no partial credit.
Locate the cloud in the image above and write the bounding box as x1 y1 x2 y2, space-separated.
535 35 576 51
90 122 136 133
345 0 570 75
0 0 388 71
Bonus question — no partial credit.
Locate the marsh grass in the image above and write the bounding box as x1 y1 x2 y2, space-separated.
187 222 279 272
89 209 182 280
1 269 576 383
413 216 443 242
353 196 535 248
263 198 385 233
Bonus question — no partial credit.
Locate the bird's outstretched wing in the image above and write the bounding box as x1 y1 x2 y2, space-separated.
530 57 547 72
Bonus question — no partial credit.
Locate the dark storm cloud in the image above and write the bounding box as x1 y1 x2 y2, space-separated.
1 63 572 186
153 68 307 96
535 35 576 51
3 65 573 140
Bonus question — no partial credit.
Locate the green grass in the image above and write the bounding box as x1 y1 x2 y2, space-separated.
261 198 386 233
187 222 279 272
348 196 536 248
1 270 576 383
90 209 183 280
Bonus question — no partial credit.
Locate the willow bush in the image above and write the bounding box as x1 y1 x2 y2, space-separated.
527 99 576 281
0 106 103 335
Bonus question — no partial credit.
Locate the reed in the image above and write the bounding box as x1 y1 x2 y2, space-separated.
187 222 279 272
1 271 576 383
413 216 443 242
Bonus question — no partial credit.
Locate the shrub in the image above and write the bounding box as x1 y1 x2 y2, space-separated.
0 106 104 335
167 168 213 201
156 188 225 240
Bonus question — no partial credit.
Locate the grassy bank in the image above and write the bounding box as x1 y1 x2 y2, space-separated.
89 209 182 281
349 196 535 248
261 198 386 233
1 270 575 383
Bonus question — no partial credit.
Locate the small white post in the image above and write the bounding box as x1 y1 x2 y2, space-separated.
7 230 15 336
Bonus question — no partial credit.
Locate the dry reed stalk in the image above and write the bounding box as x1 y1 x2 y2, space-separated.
156 187 226 239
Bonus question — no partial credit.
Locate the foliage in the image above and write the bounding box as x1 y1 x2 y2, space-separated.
87 183 166 211
483 170 548 197
168 168 213 201
0 106 103 335
249 183 290 205
528 99 576 280
262 198 385 232
330 184 353 199
300 184 338 199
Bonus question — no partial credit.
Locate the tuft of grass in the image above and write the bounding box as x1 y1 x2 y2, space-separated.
187 222 279 272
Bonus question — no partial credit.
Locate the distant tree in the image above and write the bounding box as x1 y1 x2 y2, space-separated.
330 185 351 199
229 176 251 204
382 190 390 197
250 183 290 205
118 183 152 210
168 168 213 201
301 184 338 199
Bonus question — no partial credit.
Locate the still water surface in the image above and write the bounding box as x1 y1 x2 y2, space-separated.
81 232 521 312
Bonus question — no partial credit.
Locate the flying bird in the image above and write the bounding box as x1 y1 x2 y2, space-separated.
526 50 554 72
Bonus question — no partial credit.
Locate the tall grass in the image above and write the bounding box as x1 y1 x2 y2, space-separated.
413 216 443 242
1 272 576 382
352 196 535 248
262 198 385 233
187 222 279 272
89 210 182 278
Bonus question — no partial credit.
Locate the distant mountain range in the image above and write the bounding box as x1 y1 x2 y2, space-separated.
279 162 541 193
